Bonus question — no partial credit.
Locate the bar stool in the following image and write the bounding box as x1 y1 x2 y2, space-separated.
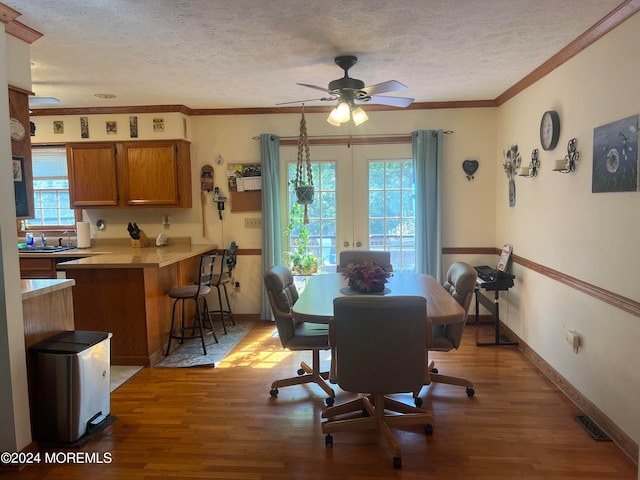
210 241 238 334
165 253 218 356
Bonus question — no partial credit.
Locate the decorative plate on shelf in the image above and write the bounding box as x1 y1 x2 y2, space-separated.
10 118 25 141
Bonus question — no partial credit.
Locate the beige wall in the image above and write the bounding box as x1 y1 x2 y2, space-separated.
495 13 640 447
31 107 498 315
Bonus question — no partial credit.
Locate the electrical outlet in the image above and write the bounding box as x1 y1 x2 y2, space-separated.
244 218 261 228
565 329 580 353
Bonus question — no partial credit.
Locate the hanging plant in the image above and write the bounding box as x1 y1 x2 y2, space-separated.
295 108 314 224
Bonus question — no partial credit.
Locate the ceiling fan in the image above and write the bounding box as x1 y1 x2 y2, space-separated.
280 55 414 126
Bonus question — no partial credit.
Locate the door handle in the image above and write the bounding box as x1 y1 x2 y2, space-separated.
343 242 350 247
355 241 362 248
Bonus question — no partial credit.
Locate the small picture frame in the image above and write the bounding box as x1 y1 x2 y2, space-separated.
80 117 89 138
106 121 117 135
53 120 64 134
496 244 513 272
129 116 138 138
153 118 164 132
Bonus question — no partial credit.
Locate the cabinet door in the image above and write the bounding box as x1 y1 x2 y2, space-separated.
67 143 119 207
120 142 180 206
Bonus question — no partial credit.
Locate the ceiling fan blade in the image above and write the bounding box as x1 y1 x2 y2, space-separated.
275 97 334 105
360 80 407 96
367 95 414 108
297 83 331 93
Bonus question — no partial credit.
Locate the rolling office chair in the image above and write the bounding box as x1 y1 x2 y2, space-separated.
416 261 478 402
322 296 433 469
210 241 238 333
165 253 218 356
263 265 335 406
336 250 393 273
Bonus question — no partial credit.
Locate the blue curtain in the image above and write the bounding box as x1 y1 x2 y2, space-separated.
260 134 281 320
412 129 443 280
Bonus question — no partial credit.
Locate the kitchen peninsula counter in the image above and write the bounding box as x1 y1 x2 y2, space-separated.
56 239 217 366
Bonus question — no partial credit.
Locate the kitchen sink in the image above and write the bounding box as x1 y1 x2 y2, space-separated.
18 245 76 253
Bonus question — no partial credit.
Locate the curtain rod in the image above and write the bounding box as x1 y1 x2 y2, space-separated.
252 131 454 147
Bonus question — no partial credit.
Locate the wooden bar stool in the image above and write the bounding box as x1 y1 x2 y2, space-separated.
210 241 238 333
165 253 218 356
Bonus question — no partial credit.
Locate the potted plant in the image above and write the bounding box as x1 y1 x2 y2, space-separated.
342 261 391 293
283 196 318 275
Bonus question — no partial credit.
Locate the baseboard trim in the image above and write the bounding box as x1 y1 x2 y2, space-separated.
498 321 639 464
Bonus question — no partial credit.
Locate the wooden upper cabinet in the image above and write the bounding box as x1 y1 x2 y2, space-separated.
67 143 119 207
66 140 192 208
121 142 179 206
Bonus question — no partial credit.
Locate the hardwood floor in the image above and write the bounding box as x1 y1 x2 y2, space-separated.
5 320 637 479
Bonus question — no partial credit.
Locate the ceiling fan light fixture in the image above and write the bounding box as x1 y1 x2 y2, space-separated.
327 101 352 126
326 111 342 126
351 106 369 126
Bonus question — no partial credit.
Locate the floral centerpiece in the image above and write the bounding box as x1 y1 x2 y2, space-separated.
343 261 391 293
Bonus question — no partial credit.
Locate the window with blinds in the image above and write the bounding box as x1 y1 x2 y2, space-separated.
31 146 76 227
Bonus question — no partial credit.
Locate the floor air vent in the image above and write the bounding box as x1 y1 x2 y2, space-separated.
573 414 611 441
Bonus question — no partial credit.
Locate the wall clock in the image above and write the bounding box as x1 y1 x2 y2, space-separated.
540 110 560 150
10 117 25 141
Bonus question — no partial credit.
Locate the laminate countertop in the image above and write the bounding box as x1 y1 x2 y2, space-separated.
21 278 76 300
21 239 218 270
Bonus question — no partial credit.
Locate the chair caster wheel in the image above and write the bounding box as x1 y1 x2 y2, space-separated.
425 423 433 435
325 434 333 447
325 397 335 407
466 387 475 397
414 397 423 407
297 368 305 375
393 456 402 469
270 388 278 397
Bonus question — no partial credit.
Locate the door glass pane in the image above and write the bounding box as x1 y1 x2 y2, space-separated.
368 160 415 272
287 162 337 273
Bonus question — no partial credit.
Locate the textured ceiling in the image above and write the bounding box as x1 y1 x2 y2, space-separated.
5 0 624 110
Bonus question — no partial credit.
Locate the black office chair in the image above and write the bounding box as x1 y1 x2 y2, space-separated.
210 241 238 333
165 253 218 355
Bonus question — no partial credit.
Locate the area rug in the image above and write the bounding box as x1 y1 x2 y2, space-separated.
153 321 253 368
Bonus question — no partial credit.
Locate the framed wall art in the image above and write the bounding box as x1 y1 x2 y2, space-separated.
592 114 639 193
13 156 28 217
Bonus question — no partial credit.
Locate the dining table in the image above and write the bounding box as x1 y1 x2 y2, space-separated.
291 272 466 326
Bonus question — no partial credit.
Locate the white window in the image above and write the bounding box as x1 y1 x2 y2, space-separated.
283 143 415 273
30 146 76 228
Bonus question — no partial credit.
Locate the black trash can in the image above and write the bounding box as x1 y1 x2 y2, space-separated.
30 330 112 443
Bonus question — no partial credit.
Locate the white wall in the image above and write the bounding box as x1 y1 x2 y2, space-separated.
1 29 34 453
496 13 640 447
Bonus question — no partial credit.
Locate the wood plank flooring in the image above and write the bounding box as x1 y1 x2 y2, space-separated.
4 321 637 479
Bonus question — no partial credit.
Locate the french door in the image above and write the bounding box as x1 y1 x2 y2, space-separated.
282 143 415 272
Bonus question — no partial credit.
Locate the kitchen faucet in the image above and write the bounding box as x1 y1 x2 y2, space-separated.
40 233 47 247
62 230 74 247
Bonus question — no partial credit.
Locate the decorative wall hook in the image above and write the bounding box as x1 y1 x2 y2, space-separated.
553 138 580 173
462 159 479 181
519 148 540 178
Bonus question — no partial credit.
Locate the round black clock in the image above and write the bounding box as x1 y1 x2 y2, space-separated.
540 110 560 150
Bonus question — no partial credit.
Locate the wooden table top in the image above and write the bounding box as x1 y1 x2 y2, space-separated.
292 272 465 326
